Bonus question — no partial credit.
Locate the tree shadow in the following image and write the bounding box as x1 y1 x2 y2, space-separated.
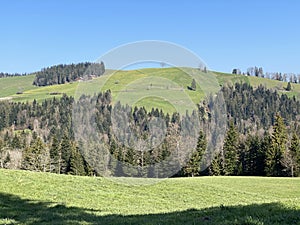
0 192 299 225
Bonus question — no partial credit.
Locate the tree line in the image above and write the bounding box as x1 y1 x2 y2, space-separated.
32 62 105 86
0 83 300 177
0 72 27 78
232 66 300 83
210 116 300 177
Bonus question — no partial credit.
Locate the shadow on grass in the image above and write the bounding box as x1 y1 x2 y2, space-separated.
0 192 299 225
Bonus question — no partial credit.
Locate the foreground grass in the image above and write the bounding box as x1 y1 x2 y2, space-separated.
0 170 299 224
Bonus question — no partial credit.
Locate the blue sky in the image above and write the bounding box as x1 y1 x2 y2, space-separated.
0 0 299 74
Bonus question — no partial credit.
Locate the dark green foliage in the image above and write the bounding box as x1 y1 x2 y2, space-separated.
222 83 300 132
3 152 11 167
33 62 105 86
288 133 300 176
49 136 60 173
190 79 196 91
223 121 239 175
68 145 86 176
239 135 266 176
286 82 292 91
209 152 222 176
183 131 207 176
59 133 72 174
265 115 287 176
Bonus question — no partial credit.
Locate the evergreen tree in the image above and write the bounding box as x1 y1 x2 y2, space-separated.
265 114 287 176
191 79 197 91
223 121 239 175
183 130 207 176
289 133 300 176
109 138 125 177
22 137 49 172
11 134 21 149
240 135 265 176
3 152 11 168
68 144 86 176
49 136 60 173
286 82 292 91
59 133 72 174
209 152 222 176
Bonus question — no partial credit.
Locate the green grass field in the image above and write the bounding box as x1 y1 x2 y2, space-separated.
0 75 37 99
0 169 299 225
1 68 300 113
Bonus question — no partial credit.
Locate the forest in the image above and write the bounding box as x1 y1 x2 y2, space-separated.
32 62 105 86
0 82 300 177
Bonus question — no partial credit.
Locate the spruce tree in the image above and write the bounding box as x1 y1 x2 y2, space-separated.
191 79 197 91
22 137 49 172
59 133 72 174
209 152 222 176
223 121 239 175
265 114 287 176
183 130 207 176
49 136 60 173
68 144 86 176
289 133 300 176
286 82 292 91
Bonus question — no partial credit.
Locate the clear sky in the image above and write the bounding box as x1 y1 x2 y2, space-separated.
0 0 299 74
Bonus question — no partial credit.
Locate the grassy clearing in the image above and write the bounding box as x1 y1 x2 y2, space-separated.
248 76 300 98
0 169 299 224
0 75 36 99
213 71 250 86
134 96 177 113
12 68 212 114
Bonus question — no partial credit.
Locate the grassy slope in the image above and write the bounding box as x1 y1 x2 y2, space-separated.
248 76 300 98
0 169 299 225
0 75 37 99
1 68 300 112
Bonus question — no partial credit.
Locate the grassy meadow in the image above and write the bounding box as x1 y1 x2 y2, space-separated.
0 75 37 100
0 169 299 225
1 68 300 114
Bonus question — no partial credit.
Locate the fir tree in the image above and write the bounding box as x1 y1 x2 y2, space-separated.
223 121 239 175
183 130 207 176
265 114 287 176
22 137 49 172
49 136 60 173
68 144 86 176
191 79 197 91
286 82 292 91
59 133 72 174
209 152 222 176
289 133 300 176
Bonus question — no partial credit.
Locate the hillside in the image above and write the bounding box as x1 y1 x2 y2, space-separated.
1 67 300 113
0 75 37 100
0 169 299 225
